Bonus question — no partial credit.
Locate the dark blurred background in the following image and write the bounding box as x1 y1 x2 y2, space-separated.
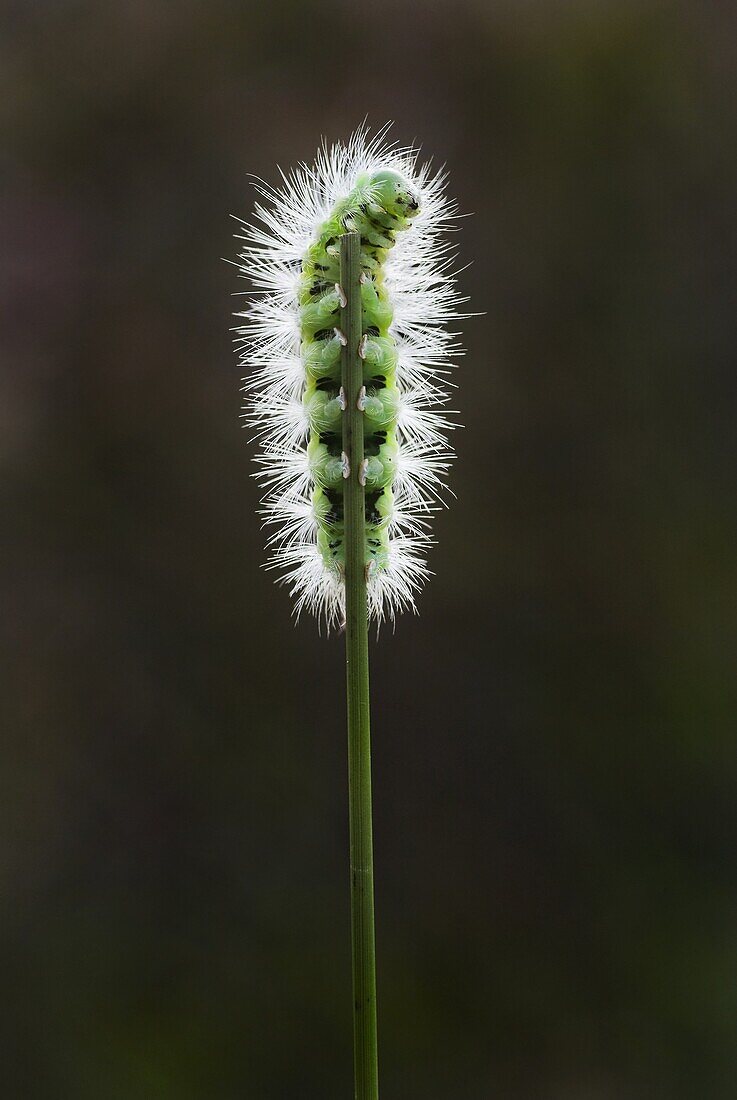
2 1 737 1096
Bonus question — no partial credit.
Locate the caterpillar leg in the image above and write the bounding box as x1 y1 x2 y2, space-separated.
300 289 341 337
359 334 398 374
361 436 397 491
304 389 344 432
302 331 343 382
364 201 409 233
360 279 393 332
308 434 347 489
362 387 400 429
361 224 395 250
356 377 400 429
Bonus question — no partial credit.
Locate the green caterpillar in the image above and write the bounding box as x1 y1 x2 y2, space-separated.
298 170 420 582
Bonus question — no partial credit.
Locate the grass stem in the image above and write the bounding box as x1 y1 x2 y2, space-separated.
340 231 379 1100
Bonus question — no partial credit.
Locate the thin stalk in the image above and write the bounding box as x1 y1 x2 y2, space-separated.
340 231 379 1100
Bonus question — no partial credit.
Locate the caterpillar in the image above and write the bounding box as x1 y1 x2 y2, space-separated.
236 126 463 627
300 169 419 585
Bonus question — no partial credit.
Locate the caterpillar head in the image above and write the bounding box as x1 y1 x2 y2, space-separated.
369 169 421 221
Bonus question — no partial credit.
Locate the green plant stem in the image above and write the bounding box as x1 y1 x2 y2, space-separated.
340 231 379 1100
